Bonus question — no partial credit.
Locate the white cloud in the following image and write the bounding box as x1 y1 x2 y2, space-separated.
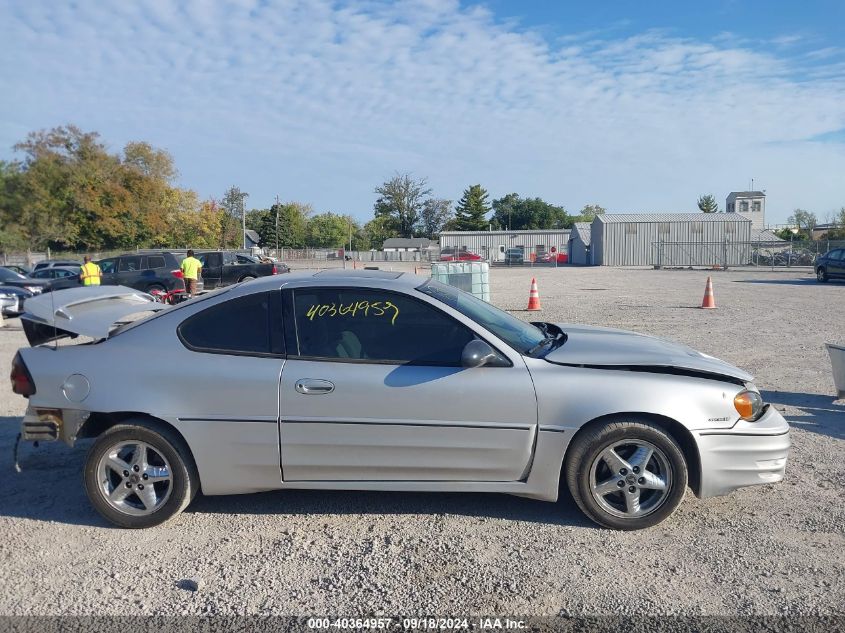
1 0 844 222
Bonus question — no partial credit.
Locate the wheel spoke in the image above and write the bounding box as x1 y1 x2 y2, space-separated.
639 471 667 490
624 489 641 515
592 477 621 497
144 466 170 483
136 485 157 511
628 445 653 471
130 444 148 471
109 485 132 505
600 447 631 473
106 454 131 475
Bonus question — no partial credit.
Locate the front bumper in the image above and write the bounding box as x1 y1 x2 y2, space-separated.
695 404 790 498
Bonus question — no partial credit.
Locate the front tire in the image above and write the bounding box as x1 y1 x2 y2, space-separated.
240 275 256 283
565 419 687 530
83 422 198 528
817 267 828 282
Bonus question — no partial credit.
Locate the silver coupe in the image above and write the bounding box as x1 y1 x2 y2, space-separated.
11 271 790 529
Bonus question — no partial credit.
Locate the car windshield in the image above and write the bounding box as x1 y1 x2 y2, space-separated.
417 279 546 354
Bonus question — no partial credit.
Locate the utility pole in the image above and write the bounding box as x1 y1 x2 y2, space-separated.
275 195 280 256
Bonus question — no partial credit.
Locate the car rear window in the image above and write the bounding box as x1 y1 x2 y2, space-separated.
178 291 280 356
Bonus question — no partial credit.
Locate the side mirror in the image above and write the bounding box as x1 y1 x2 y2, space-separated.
461 339 501 368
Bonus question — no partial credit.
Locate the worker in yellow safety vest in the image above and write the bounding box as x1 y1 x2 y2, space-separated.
79 256 102 286
180 249 202 298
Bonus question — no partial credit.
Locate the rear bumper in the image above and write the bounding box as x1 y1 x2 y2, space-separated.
695 405 790 499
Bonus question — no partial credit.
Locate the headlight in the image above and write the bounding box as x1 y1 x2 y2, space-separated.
734 390 764 420
25 286 42 294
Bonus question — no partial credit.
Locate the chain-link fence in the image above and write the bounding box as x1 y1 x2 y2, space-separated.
650 240 845 269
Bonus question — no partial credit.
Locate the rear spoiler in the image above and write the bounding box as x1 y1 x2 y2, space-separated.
20 286 168 346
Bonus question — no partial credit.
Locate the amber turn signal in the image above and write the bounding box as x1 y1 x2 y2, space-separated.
734 390 763 420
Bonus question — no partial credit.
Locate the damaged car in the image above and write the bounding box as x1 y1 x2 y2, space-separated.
11 272 789 529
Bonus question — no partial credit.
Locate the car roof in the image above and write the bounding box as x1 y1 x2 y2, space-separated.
232 269 422 293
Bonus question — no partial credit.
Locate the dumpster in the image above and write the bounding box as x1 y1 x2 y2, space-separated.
826 343 845 399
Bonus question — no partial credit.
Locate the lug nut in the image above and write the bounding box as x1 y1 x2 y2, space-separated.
138 484 144 490
619 468 628 475
142 474 149 480
125 482 132 488
123 470 129 477
633 466 640 474
628 486 636 493
617 480 625 487
638 477 645 484
133 465 140 472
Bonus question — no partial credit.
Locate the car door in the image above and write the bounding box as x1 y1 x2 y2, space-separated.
828 249 845 277
278 285 538 482
97 258 118 285
198 252 223 288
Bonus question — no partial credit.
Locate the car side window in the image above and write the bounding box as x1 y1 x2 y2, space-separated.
828 250 843 261
147 256 166 269
119 256 141 272
291 288 475 365
178 291 281 356
98 259 116 274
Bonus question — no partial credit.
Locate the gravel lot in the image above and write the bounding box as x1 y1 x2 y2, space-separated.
0 266 843 617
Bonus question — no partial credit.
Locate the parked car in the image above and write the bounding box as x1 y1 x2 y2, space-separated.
0 286 33 316
27 265 81 290
32 259 81 271
96 252 188 294
504 248 524 264
815 248 845 282
440 248 483 262
13 272 789 530
536 252 553 263
237 253 291 273
0 267 51 295
4 265 31 276
196 250 278 289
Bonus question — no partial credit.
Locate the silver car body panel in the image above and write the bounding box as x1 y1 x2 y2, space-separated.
15 271 789 503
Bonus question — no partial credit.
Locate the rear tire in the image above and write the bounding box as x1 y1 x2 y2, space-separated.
817 267 828 282
565 418 687 530
83 421 198 528
146 283 166 294
240 275 256 283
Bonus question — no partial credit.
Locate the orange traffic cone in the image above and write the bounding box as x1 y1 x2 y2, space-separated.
700 276 717 309
527 277 542 311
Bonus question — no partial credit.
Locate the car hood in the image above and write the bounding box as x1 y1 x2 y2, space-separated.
20 286 167 345
544 323 753 382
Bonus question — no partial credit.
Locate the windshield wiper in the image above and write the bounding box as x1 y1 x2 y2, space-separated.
527 337 555 356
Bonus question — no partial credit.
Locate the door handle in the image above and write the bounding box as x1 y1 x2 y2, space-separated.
295 379 335 395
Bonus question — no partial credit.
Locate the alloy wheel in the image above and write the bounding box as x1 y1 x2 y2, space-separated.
96 441 173 516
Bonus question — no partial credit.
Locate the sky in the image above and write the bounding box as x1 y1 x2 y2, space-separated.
2 0 845 226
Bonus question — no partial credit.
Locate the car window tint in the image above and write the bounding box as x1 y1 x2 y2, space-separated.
829 250 843 261
147 256 166 269
179 292 272 355
292 288 474 365
98 259 116 273
119 256 141 272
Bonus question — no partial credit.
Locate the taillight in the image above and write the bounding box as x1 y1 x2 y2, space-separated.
171 269 184 279
272 265 278 275
11 353 35 397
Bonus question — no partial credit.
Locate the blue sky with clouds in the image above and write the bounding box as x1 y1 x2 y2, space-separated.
2 0 844 225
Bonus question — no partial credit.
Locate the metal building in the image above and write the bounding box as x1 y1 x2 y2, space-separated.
439 230 571 262
591 213 753 267
568 223 592 265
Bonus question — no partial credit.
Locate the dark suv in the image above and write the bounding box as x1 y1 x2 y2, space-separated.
815 249 845 282
96 252 187 293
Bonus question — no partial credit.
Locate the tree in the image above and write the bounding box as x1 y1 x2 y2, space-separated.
419 198 453 238
364 215 398 249
491 193 568 230
454 185 491 231
697 194 720 213
220 186 249 248
787 209 818 239
374 173 431 237
578 204 606 222
305 212 349 248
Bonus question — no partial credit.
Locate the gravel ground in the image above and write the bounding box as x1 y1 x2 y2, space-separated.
0 266 843 617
